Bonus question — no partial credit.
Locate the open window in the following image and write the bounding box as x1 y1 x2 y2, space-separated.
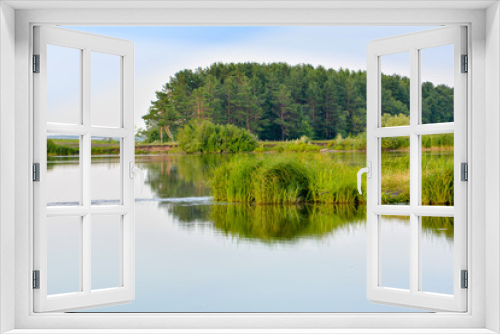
33 26 136 312
364 26 467 312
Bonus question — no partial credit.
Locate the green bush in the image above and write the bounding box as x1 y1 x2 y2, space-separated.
177 120 258 153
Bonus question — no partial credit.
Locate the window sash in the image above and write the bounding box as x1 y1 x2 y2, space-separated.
365 26 468 312
32 25 135 313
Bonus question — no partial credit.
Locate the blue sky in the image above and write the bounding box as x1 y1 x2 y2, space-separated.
63 26 452 129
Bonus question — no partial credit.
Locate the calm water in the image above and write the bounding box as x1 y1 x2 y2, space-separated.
46 153 454 312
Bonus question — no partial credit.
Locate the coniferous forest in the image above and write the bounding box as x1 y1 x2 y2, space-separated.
141 62 454 142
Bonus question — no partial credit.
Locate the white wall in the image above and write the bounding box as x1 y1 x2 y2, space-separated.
0 2 16 333
486 2 500 333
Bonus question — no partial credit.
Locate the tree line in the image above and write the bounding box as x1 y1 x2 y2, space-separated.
141 62 454 142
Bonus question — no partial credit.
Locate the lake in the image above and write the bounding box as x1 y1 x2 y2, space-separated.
46 152 454 312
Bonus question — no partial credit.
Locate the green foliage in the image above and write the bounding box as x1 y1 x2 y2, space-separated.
253 159 311 204
422 154 454 205
47 139 78 156
212 156 311 204
421 133 454 149
379 152 454 205
327 133 367 151
309 161 363 204
381 154 410 204
212 155 366 204
275 141 321 152
177 119 258 153
212 152 453 206
47 138 121 156
381 113 410 127
381 136 410 151
143 62 453 141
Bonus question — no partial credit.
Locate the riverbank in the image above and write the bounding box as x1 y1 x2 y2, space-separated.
48 134 454 155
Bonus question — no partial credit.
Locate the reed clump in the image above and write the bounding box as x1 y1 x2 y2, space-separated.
212 152 454 205
212 155 365 204
422 155 454 205
212 157 311 204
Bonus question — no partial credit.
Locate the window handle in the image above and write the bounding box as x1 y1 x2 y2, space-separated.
129 161 145 194
357 162 372 195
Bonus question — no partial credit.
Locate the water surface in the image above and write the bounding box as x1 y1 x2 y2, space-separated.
46 153 454 312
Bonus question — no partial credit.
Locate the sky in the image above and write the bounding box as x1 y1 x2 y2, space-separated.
58 26 454 130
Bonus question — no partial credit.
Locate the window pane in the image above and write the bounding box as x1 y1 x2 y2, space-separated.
47 44 81 125
91 137 121 205
381 52 410 127
91 52 121 128
421 216 454 295
381 137 410 204
47 216 81 295
47 134 81 206
421 45 454 124
380 215 410 290
421 134 454 206
92 215 122 290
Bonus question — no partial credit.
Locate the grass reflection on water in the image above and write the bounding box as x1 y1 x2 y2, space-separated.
164 202 453 243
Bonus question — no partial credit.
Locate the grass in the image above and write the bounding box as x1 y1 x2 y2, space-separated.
211 151 454 205
47 138 121 156
212 154 366 205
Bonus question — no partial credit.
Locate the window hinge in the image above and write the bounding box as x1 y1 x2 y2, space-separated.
33 270 40 289
33 54 40 73
33 163 40 182
461 162 468 182
461 54 468 73
461 270 468 289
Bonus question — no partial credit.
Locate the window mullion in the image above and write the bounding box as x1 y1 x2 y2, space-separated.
82 47 91 294
409 47 420 294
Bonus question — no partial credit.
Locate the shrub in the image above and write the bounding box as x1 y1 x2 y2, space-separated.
177 120 258 153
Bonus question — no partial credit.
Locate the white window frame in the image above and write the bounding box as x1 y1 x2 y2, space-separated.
1 2 499 333
33 25 136 313
366 26 468 312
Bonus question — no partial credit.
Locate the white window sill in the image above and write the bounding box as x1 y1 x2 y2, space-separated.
4 329 497 334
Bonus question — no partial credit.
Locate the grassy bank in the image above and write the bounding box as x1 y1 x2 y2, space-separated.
211 152 454 205
48 132 453 155
47 138 121 156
